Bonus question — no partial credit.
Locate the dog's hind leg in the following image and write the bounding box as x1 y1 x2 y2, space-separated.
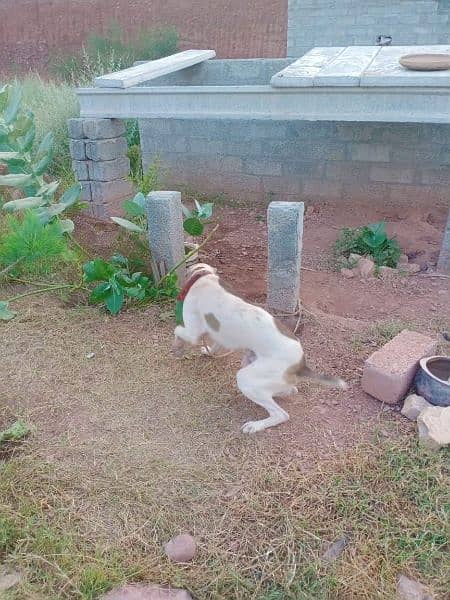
236 361 289 433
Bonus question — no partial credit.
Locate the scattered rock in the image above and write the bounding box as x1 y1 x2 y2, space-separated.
101 584 192 600
417 406 450 450
164 534 197 563
357 257 375 278
340 268 355 279
0 570 21 592
398 254 409 266
379 266 397 278
401 394 432 421
322 536 348 564
348 253 362 264
399 263 421 274
397 575 434 600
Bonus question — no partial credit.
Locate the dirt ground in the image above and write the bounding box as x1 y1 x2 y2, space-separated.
1 200 449 598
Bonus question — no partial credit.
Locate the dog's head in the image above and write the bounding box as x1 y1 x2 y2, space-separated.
187 262 218 278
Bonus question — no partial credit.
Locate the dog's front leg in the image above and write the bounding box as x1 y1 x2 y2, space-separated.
172 324 202 357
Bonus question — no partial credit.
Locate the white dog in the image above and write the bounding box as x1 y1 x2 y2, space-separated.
172 263 347 433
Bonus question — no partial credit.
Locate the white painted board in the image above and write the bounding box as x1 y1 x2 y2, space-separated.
95 49 216 88
271 47 345 87
361 45 450 87
314 46 381 86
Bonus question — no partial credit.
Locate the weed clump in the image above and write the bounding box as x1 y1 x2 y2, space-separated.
333 221 401 268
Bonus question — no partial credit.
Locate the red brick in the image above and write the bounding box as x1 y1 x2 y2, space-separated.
361 330 437 404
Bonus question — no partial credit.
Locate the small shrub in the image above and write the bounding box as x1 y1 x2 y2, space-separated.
0 211 74 278
333 221 401 267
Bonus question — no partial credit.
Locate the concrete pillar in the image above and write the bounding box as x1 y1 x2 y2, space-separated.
68 118 133 218
437 209 450 273
146 191 186 285
267 201 304 315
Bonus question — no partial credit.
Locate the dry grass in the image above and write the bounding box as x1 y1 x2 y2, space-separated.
0 438 448 599
0 297 448 599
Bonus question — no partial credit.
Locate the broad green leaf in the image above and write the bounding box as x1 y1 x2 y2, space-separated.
131 192 146 208
0 173 33 187
83 259 115 282
181 203 192 218
32 149 53 176
125 286 146 299
3 86 22 126
0 151 20 161
35 132 54 158
89 282 111 303
105 288 125 315
110 216 145 233
46 203 67 217
183 217 204 237
38 180 60 198
197 202 213 219
34 207 51 225
17 123 36 153
2 196 45 212
58 219 75 234
59 183 81 207
0 301 16 321
123 199 145 217
110 254 128 267
0 123 9 137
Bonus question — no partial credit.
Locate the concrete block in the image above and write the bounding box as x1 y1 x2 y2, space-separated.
437 209 450 273
68 118 85 140
90 179 134 206
90 202 109 219
69 139 87 161
72 160 88 181
146 191 186 285
83 118 126 140
350 143 390 162
362 330 437 404
369 166 415 185
88 157 130 182
86 137 128 161
267 201 304 314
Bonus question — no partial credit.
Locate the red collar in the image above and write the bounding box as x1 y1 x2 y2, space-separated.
177 270 210 301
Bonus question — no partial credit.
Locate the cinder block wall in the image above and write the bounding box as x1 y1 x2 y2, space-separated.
288 0 450 57
140 119 450 207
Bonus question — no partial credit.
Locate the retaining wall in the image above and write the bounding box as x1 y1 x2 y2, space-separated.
140 118 450 207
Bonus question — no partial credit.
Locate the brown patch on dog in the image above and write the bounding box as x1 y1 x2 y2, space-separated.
286 359 346 389
205 312 221 331
284 356 307 384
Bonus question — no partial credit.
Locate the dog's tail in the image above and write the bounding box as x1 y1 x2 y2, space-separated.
298 365 348 390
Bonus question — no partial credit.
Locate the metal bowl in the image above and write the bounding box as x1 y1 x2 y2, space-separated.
414 356 450 407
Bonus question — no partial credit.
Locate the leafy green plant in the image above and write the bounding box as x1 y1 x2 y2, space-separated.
129 155 163 196
182 199 213 236
83 254 178 315
0 84 84 234
0 421 31 445
0 211 74 278
51 23 179 86
333 221 401 268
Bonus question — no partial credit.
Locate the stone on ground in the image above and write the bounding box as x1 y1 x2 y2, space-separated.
164 533 197 563
101 584 192 600
321 536 348 563
401 394 433 421
361 330 437 404
356 257 375 278
379 266 397 278
340 267 355 278
399 263 421 274
397 575 434 600
417 406 450 450
398 254 409 266
0 570 21 592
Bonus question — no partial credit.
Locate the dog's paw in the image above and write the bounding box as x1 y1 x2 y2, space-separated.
200 345 213 357
241 420 266 434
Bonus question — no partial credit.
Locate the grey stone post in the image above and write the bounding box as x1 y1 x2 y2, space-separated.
146 191 186 285
68 118 133 218
437 209 450 273
267 201 304 315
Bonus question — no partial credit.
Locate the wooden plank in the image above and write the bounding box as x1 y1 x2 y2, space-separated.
271 47 345 87
314 46 381 86
361 45 450 87
95 49 216 89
